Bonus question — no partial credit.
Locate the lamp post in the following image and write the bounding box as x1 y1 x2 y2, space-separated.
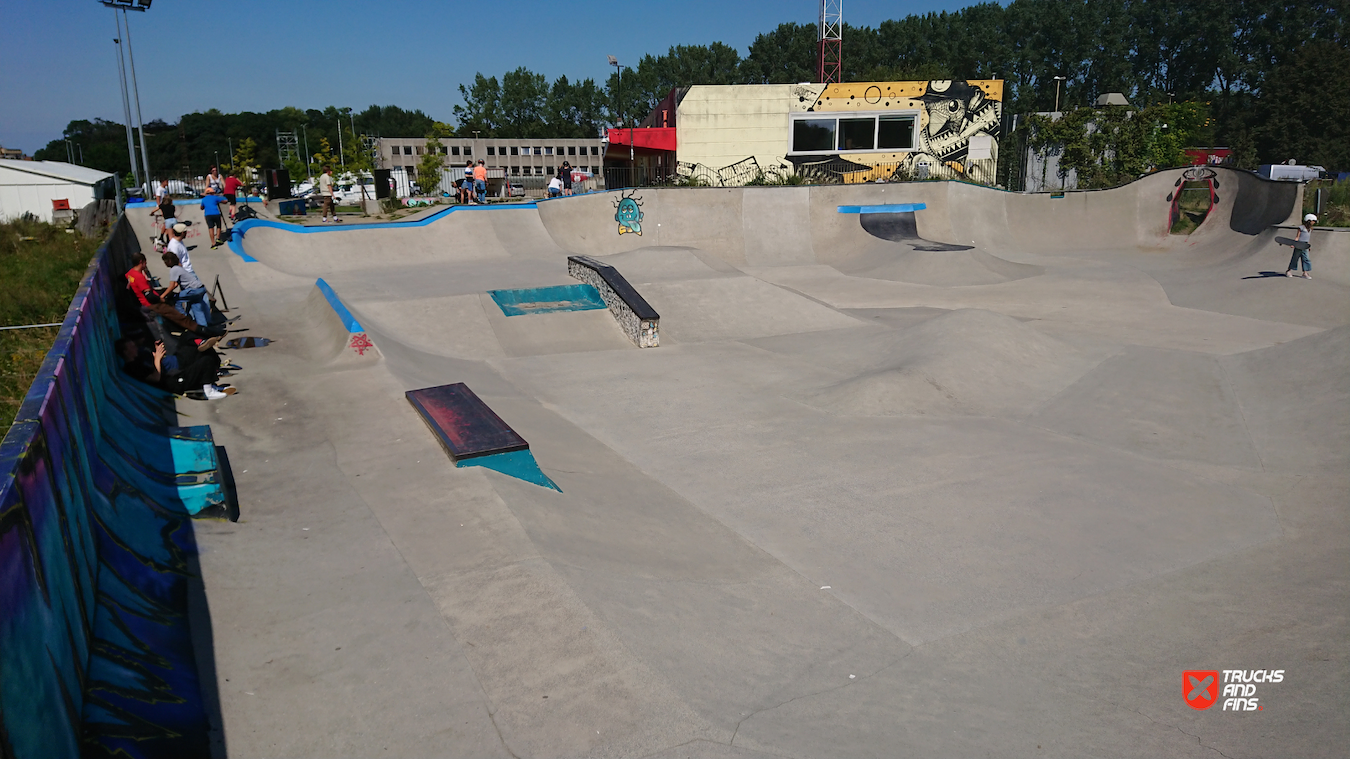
302 124 311 184
1052 75 1067 114
111 29 138 189
608 55 634 180
104 2 154 192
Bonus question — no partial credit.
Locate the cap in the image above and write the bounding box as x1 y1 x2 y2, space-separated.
172 223 188 234
1304 213 1318 222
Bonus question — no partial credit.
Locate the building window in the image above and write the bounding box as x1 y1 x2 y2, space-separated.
510 146 519 155
591 146 599 155
532 147 541 155
403 145 413 155
544 147 553 155
568 146 576 155
440 146 448 154
877 115 916 149
837 118 875 150
415 146 423 155
511 166 521 175
792 119 835 153
789 111 919 155
451 146 460 155
487 146 495 155
556 147 564 155
464 146 472 156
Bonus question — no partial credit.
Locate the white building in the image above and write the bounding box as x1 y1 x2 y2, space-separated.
0 160 118 223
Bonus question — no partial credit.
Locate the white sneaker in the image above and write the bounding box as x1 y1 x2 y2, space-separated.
1285 271 1294 277
322 217 328 223
1302 273 1312 279
203 385 227 400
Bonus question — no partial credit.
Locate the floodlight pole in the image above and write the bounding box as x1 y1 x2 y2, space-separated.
302 125 311 183
1053 75 1066 113
112 17 139 188
121 8 152 191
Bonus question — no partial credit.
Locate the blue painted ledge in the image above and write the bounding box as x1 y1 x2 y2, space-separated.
314 278 363 333
225 203 538 262
837 203 927 214
458 449 560 491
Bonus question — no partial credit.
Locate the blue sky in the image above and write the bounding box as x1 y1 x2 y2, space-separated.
1 0 975 153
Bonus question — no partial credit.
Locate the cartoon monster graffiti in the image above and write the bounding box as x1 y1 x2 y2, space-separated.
614 191 644 236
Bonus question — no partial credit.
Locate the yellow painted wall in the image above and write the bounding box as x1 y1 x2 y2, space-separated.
675 81 1003 185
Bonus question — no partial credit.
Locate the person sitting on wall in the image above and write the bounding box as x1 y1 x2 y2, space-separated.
124 252 221 345
159 251 211 328
116 337 235 400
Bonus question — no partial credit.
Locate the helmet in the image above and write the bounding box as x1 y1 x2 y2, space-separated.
1304 213 1318 222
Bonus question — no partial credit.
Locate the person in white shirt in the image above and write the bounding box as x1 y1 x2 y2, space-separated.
318 165 340 223
547 176 563 198
1285 213 1316 279
204 166 224 194
167 223 193 273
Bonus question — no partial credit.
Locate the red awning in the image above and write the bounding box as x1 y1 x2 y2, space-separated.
606 127 677 152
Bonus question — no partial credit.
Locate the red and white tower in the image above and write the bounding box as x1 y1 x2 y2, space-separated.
817 0 843 84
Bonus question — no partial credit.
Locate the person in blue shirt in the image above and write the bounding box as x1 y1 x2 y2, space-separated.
201 187 229 248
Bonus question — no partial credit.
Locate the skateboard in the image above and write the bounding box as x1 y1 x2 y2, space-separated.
1275 236 1310 249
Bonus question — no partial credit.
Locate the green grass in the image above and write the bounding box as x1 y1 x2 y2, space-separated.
1304 179 1350 227
1 218 103 434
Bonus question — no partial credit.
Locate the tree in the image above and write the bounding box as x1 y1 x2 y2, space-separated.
231 137 259 182
1252 39 1350 169
417 122 453 196
454 74 502 136
742 22 816 84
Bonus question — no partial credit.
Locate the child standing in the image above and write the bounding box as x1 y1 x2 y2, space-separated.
1286 213 1316 279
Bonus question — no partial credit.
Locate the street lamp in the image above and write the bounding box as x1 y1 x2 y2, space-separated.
103 1 153 193
1052 75 1067 113
608 55 634 174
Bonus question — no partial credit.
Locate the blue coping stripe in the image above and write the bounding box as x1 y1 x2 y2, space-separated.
314 278 363 333
836 203 927 214
127 198 263 207
223 202 538 262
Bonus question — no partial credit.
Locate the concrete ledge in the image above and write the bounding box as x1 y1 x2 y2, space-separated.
568 255 660 348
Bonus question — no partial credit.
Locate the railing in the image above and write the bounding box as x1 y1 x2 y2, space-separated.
602 157 997 190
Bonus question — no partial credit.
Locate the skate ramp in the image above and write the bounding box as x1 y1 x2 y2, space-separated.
796 309 1102 417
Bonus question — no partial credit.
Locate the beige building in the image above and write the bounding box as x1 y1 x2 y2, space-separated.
379 137 605 178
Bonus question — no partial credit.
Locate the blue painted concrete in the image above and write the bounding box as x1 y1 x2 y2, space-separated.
457 449 561 492
489 284 607 316
127 198 264 208
225 203 538 263
836 203 927 214
314 278 363 333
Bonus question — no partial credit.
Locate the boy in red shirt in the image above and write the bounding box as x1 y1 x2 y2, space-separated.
125 252 219 348
223 173 244 220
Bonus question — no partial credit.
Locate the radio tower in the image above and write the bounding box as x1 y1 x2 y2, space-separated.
818 0 842 84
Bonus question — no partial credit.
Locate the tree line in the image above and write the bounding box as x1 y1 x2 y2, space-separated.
35 0 1347 179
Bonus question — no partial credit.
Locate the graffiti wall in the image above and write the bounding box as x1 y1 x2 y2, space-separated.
0 217 217 758
673 80 1002 186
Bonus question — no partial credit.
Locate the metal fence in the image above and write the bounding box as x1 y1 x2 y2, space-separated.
602 156 991 190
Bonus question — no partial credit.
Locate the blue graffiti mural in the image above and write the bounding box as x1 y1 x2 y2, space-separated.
614 191 644 236
0 217 217 758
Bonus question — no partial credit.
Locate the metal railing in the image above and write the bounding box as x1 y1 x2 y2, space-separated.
601 157 995 190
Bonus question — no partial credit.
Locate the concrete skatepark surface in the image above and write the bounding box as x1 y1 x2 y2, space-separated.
131 167 1348 757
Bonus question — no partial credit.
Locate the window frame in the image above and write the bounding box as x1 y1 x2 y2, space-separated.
787 110 920 156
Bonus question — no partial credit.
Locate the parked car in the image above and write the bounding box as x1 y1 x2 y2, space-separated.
507 182 525 197
334 183 377 205
166 179 198 197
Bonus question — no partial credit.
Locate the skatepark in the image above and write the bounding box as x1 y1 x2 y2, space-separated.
114 168 1347 757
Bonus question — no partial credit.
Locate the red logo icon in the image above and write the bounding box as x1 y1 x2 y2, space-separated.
1184 670 1220 710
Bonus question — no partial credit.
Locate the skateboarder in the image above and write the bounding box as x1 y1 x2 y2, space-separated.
319 165 340 223
1285 213 1316 279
